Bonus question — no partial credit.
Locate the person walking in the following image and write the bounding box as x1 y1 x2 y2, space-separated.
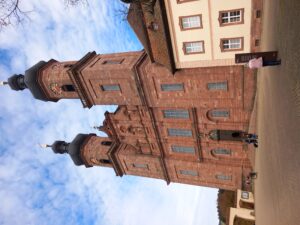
246 57 281 69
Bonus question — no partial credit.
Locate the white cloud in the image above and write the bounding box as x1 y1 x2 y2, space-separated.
0 0 218 225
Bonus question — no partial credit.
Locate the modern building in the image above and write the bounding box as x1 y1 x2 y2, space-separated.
1 0 259 191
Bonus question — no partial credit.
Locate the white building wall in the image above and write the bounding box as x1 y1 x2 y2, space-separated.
164 0 253 68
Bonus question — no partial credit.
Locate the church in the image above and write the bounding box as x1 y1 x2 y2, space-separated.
1 0 261 191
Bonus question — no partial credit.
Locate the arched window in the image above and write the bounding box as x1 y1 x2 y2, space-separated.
209 109 229 118
206 109 230 122
101 141 112 146
62 84 75 92
212 148 231 156
99 159 111 164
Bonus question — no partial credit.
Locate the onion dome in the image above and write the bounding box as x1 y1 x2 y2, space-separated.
43 134 93 167
3 61 58 102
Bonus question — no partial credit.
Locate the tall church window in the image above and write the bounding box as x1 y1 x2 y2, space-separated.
102 59 124 64
183 41 205 54
207 82 228 91
161 83 184 91
212 148 231 156
62 84 75 92
168 128 192 137
171 145 195 154
219 9 244 26
220 37 244 52
210 110 230 118
101 141 112 146
101 84 120 91
180 170 198 176
180 15 202 30
163 109 189 119
216 174 232 180
133 163 148 169
100 159 111 164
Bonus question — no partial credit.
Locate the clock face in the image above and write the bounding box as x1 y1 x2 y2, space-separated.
49 83 62 95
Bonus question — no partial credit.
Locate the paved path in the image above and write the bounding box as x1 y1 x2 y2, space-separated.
254 0 300 225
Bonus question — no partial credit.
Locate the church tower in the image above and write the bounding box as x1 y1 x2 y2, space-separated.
2 51 145 108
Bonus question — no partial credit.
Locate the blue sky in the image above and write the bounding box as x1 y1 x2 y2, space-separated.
0 0 218 224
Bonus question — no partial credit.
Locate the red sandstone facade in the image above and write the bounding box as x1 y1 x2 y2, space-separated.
34 50 255 191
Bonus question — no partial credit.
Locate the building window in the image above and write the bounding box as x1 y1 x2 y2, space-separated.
168 128 192 137
212 148 231 155
183 41 205 54
163 109 189 119
241 191 249 199
180 170 198 176
216 174 232 180
171 145 195 154
219 9 244 26
133 163 148 169
220 37 244 52
207 82 228 91
180 15 202 30
100 159 111 164
161 83 184 91
64 64 74 68
101 84 120 91
101 141 112 146
102 59 124 65
210 110 230 118
62 84 75 92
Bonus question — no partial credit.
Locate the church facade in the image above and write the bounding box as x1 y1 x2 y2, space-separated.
2 0 261 191
4 48 255 191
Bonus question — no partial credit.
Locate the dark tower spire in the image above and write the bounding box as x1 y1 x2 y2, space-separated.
2 61 56 101
42 134 93 167
7 74 27 90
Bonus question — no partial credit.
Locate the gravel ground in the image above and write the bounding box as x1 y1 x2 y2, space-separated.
254 0 300 225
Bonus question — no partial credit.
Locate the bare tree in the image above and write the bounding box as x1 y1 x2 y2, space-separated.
0 0 31 30
0 0 89 31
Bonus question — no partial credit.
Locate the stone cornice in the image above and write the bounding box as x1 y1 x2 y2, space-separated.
67 51 97 108
108 140 124 177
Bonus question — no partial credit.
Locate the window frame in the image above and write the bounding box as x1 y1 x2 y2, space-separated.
220 37 244 52
183 41 205 55
171 145 195 154
179 14 203 30
241 191 250 199
61 84 75 92
101 84 121 91
216 174 232 181
102 59 124 65
210 109 230 118
163 109 190 119
218 8 245 26
179 170 198 176
161 83 184 91
207 81 228 91
211 148 232 156
167 128 193 137
133 163 148 169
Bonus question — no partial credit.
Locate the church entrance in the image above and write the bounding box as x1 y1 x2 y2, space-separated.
209 130 246 142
